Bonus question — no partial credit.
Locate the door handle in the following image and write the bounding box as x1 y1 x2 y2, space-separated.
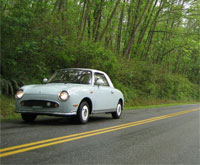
111 91 114 94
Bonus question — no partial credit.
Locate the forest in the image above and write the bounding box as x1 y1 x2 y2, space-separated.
1 0 199 115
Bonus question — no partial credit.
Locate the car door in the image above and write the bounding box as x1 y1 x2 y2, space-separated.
92 72 115 112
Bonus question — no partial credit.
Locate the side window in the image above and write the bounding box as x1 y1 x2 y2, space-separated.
94 73 109 87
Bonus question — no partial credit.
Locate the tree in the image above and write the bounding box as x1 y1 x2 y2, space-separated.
122 0 151 60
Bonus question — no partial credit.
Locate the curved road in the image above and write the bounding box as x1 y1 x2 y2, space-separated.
1 104 200 164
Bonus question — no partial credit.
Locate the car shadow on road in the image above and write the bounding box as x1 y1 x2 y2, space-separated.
35 115 113 125
1 115 115 130
10 115 113 126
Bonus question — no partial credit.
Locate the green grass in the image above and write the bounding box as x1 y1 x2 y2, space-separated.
124 97 199 110
0 95 21 120
0 95 199 120
125 102 200 110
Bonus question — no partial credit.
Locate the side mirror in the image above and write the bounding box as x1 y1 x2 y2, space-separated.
43 78 48 84
96 79 104 86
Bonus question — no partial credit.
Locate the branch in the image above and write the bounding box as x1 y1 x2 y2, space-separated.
163 45 187 56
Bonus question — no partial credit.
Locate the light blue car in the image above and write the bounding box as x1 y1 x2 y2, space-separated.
15 68 124 124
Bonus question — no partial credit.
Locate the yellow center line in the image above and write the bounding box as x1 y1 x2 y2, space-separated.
0 115 168 152
0 108 199 157
0 110 183 153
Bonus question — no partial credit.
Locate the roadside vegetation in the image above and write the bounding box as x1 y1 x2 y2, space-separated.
1 0 199 119
0 95 20 119
0 95 198 119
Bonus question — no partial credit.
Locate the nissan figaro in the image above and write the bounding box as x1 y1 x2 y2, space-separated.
15 68 124 124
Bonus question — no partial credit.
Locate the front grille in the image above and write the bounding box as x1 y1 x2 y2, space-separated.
21 100 59 108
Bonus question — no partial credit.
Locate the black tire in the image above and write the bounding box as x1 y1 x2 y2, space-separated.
21 113 37 122
112 102 122 119
77 101 90 124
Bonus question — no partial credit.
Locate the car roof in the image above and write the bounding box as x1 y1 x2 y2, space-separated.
60 68 106 74
58 68 114 88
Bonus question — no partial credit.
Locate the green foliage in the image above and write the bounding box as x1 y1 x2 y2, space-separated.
71 42 119 77
158 74 195 100
1 0 199 106
0 76 24 96
0 95 20 119
115 61 199 104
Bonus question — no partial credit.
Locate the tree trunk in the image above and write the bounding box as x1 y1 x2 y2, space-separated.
77 0 87 39
124 0 134 52
52 0 66 13
142 0 164 59
174 49 181 73
157 0 176 64
79 0 91 41
137 0 158 46
93 0 104 42
155 19 169 64
135 0 156 58
122 0 151 60
116 0 125 53
99 0 121 42
87 11 91 40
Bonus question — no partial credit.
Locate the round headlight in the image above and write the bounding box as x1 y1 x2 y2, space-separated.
58 91 69 101
15 89 24 99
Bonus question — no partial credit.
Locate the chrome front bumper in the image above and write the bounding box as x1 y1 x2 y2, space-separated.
15 110 77 116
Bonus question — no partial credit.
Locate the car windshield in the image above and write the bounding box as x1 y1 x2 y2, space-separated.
48 69 92 84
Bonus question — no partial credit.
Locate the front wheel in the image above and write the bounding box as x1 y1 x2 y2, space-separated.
21 113 37 122
77 101 90 124
112 102 122 119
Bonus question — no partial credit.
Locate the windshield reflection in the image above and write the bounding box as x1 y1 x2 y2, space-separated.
48 69 92 85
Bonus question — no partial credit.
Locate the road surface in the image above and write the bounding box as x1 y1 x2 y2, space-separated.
1 104 200 164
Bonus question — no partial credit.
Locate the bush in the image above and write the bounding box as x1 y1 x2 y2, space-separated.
112 60 198 104
0 95 19 119
158 74 196 100
0 76 24 95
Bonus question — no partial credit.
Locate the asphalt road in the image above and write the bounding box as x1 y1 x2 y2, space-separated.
1 104 200 164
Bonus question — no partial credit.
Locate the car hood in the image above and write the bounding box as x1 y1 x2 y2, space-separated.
22 83 88 95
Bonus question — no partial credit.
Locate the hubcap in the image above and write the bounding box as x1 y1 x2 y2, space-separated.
117 104 121 116
82 105 89 121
